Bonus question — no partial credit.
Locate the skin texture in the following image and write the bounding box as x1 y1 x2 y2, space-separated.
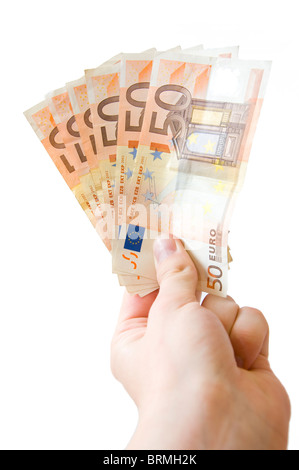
111 239 291 450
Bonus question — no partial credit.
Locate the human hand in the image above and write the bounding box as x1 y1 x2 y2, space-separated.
111 239 290 450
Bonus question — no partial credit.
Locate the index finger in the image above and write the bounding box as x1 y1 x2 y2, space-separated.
117 289 159 324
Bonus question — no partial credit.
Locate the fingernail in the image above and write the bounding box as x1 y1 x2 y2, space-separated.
235 355 244 368
154 238 177 264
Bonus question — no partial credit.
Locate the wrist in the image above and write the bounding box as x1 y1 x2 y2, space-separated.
126 380 236 450
126 391 206 450
127 402 197 450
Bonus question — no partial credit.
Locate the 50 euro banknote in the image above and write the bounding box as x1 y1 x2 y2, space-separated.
85 61 122 222
114 45 238 222
115 49 158 228
112 46 208 293
114 46 205 227
46 87 108 225
67 71 143 290
24 100 111 250
113 51 271 297
66 75 105 209
66 53 123 216
112 46 239 293
85 55 157 291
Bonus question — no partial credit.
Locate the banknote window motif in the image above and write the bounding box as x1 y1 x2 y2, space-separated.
186 132 221 156
191 108 227 127
170 99 250 166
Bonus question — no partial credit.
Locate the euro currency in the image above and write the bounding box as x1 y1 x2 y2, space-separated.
115 49 157 229
114 48 182 230
85 54 155 288
85 62 121 223
113 51 270 296
46 88 113 253
65 54 122 211
112 47 238 283
126 285 158 297
24 100 110 249
111 49 163 290
185 45 239 59
172 58 270 294
108 51 160 289
113 51 215 279
66 76 104 201
119 271 159 291
112 48 183 289
24 45 270 298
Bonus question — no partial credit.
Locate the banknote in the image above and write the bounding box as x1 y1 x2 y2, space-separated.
172 59 271 294
24 97 152 290
65 55 123 209
112 51 215 277
184 45 239 59
125 285 158 297
24 46 270 298
85 62 122 227
85 54 156 288
112 47 187 290
24 100 110 250
112 47 238 282
46 88 111 248
113 52 271 296
114 49 157 230
112 49 168 291
119 274 159 292
66 76 104 202
114 48 186 230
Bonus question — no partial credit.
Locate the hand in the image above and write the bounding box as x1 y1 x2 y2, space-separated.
111 239 290 450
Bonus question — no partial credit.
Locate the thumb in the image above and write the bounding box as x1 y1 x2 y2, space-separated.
153 238 199 309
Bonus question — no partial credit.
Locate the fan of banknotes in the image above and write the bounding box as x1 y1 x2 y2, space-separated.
24 45 271 297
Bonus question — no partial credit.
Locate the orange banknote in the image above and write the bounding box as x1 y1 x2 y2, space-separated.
113 51 271 296
85 57 157 291
24 100 111 250
24 46 271 298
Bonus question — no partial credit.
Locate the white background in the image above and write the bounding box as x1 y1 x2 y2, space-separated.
1 0 298 450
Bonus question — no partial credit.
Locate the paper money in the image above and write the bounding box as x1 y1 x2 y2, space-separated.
85 62 121 217
66 76 104 202
66 54 123 216
85 53 157 289
113 51 271 296
114 48 184 229
112 48 181 293
24 101 95 222
113 51 215 277
173 58 271 294
46 87 113 252
48 75 154 291
115 46 239 227
24 45 271 297
115 49 157 228
112 47 238 284
184 45 239 59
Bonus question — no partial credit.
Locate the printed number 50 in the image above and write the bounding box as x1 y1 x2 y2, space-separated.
207 265 223 291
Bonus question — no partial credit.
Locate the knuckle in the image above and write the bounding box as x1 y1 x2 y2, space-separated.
243 307 269 332
160 262 197 282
